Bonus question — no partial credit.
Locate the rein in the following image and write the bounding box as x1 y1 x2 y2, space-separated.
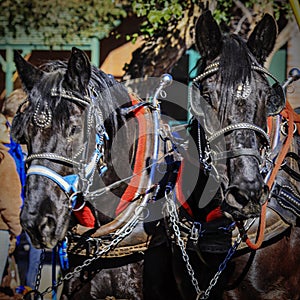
245 100 299 249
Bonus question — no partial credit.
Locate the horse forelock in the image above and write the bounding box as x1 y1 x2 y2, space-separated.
217 35 256 123
219 34 253 86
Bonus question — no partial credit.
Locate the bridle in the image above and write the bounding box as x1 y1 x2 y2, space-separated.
191 61 283 178
25 86 108 210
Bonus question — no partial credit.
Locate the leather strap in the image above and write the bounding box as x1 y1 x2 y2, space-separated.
211 148 262 163
281 152 300 182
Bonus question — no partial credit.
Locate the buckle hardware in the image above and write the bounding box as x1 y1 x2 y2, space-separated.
190 222 202 243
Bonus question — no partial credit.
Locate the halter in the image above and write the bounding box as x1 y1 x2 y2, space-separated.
191 61 282 175
26 87 108 209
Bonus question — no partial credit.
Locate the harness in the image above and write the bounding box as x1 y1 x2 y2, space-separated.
190 61 283 177
26 87 108 212
27 74 182 299
164 62 300 299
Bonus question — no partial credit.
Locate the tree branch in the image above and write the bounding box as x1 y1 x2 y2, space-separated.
233 0 253 24
234 15 247 34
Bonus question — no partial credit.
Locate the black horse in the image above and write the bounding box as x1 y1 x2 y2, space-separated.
159 11 300 300
11 48 183 299
11 11 300 300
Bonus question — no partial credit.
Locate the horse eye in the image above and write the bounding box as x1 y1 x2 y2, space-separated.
202 92 210 99
202 92 212 104
70 125 81 135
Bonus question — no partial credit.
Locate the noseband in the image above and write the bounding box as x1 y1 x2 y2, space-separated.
25 87 108 209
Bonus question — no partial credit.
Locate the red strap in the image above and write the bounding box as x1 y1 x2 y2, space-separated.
115 94 148 215
73 205 95 228
206 206 223 222
175 161 194 218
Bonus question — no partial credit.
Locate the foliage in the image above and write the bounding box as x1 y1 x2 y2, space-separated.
0 0 293 46
214 0 292 23
0 0 127 45
130 0 293 40
131 0 198 37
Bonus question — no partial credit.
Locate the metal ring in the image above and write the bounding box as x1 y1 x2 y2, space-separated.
157 161 167 174
134 205 150 220
160 89 167 98
71 192 86 211
280 120 297 136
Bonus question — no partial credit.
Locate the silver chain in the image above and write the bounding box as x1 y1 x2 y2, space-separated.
165 190 201 295
34 250 46 291
26 152 82 167
197 218 255 300
38 209 142 297
196 237 241 300
207 122 270 146
165 189 248 300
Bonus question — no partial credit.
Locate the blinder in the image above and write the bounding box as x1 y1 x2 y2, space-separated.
267 81 285 116
251 64 286 117
10 100 31 145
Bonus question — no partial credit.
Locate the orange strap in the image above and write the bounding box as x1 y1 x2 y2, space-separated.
245 101 296 249
115 94 148 215
281 104 300 134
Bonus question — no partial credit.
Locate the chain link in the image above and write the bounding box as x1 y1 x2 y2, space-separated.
32 188 247 299
165 190 246 300
197 218 257 299
165 190 201 295
197 237 241 300
37 209 142 297
34 250 46 291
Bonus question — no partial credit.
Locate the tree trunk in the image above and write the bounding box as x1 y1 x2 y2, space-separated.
122 3 203 80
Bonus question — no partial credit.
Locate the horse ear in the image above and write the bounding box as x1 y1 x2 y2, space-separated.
195 10 222 60
247 14 277 65
65 47 91 92
14 50 44 92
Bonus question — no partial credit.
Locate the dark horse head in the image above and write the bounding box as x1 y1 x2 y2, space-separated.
191 11 284 220
12 48 132 248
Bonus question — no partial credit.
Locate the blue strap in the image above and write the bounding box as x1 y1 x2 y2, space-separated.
27 166 78 193
58 239 69 271
26 133 108 205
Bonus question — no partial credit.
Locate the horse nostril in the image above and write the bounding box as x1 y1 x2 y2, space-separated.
226 186 249 207
38 215 56 237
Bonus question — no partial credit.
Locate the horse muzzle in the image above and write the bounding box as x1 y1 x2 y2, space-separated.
222 185 269 220
21 212 65 249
